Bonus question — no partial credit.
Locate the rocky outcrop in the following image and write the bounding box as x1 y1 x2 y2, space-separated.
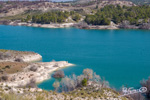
0 49 73 96
75 0 135 7
119 23 150 30
0 61 73 87
0 49 42 62
99 0 136 7
73 22 90 29
75 21 119 29
139 23 150 29
119 24 139 29
0 20 11 25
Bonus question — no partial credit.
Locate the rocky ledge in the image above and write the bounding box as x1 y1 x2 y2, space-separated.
0 49 42 62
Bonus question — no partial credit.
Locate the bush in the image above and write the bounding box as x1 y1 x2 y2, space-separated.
25 15 31 22
1 75 8 81
52 70 65 78
140 77 150 98
85 15 110 25
83 68 93 80
14 58 24 62
53 81 60 92
31 11 70 24
130 93 145 100
72 14 81 22
0 51 11 59
5 65 10 69
29 65 37 72
25 79 37 88
82 78 87 86
53 69 109 92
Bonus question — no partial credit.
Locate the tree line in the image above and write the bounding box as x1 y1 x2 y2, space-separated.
23 5 150 26
23 11 81 24
85 5 150 25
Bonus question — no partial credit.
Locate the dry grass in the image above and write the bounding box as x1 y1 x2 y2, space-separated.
0 62 29 75
0 93 32 100
0 49 36 55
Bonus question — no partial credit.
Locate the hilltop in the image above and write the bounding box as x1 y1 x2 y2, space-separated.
126 0 150 4
75 0 150 5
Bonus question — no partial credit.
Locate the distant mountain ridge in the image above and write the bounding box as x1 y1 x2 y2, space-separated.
0 0 149 4
126 0 150 4
75 0 150 4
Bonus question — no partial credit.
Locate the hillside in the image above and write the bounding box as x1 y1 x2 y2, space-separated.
0 1 150 30
0 0 135 18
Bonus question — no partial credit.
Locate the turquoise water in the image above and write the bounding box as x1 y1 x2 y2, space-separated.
0 25 150 90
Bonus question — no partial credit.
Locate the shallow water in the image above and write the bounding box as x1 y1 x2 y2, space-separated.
0 25 150 90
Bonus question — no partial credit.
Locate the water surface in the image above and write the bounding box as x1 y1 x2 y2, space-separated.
0 25 150 90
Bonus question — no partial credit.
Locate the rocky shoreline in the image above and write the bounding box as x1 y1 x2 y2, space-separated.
0 61 73 94
0 49 73 94
1 21 150 30
0 21 119 29
1 61 73 87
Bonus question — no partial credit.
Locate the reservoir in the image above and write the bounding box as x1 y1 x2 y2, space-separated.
0 25 150 90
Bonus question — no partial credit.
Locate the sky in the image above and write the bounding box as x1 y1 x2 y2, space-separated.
52 0 73 1
54 0 75 1
0 0 74 2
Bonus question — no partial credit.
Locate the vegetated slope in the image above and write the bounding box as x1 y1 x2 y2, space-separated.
85 5 150 25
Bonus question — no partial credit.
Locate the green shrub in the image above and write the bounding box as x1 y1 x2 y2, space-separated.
72 14 81 22
82 78 87 86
